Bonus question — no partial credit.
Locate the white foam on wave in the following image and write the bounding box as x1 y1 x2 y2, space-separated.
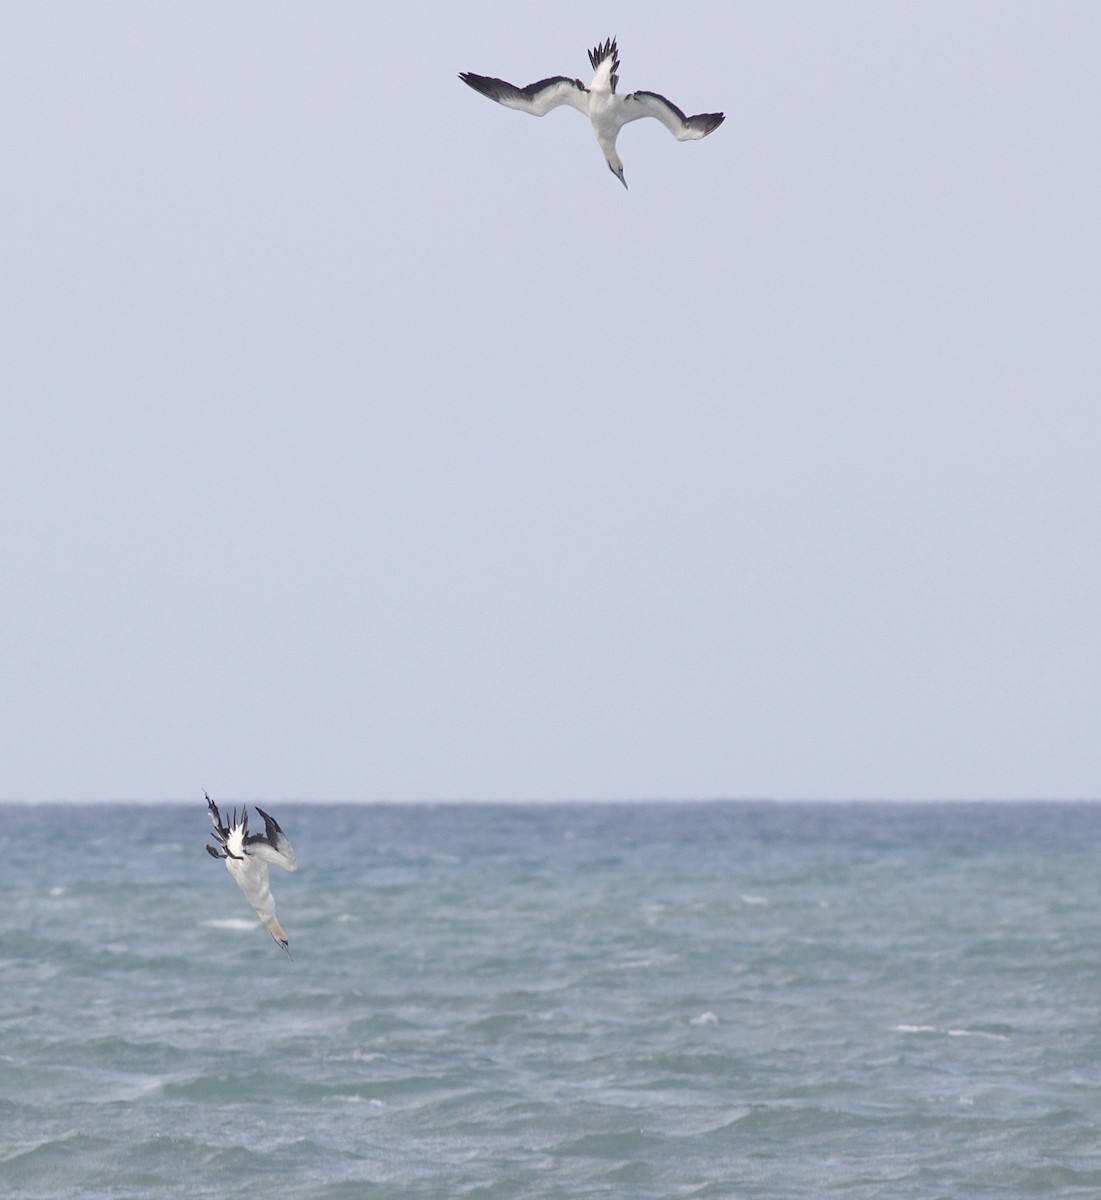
690 1011 720 1026
668 1107 751 1137
607 955 674 971
329 1048 385 1064
894 1023 1009 1042
200 917 258 932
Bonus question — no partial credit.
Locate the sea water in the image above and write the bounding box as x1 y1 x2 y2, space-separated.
3 801 1101 1198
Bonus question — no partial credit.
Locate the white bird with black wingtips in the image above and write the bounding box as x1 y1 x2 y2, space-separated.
205 793 298 957
460 37 724 189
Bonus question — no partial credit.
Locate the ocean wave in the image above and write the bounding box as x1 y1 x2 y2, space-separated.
6 800 1101 1197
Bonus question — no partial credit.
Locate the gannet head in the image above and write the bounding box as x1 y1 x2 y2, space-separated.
269 920 292 958
607 154 627 190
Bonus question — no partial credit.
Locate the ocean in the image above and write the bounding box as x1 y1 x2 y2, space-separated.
2 801 1101 1198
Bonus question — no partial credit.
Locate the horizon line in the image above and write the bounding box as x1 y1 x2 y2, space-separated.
0 795 1097 806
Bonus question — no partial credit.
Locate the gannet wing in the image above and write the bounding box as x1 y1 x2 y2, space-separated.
206 792 227 838
205 792 239 859
246 806 298 872
459 72 589 117
620 90 724 140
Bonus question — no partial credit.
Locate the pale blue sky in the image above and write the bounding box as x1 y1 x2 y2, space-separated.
3 2 1099 801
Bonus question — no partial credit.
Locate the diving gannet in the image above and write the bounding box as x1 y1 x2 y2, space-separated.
459 37 724 189
205 793 298 957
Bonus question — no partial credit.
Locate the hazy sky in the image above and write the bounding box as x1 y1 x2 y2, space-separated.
3 2 1099 802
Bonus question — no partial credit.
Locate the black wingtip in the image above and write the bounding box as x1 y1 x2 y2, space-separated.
253 805 287 846
459 71 495 100
206 793 229 844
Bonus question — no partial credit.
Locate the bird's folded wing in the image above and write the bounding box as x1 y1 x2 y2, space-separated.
247 807 298 871
460 73 589 117
621 90 724 140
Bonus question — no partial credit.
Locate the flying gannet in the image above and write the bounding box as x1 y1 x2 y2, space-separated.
205 793 298 957
460 37 724 189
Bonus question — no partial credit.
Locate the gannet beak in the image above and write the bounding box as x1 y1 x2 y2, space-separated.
610 164 628 190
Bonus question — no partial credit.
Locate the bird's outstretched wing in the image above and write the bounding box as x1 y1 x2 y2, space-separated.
459 72 589 117
620 90 724 140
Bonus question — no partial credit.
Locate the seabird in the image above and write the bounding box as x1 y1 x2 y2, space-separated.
205 793 298 957
460 37 724 189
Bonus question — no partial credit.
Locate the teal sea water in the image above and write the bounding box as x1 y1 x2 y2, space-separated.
3 801 1101 1198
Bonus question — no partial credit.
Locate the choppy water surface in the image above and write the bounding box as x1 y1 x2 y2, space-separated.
3 801 1101 1198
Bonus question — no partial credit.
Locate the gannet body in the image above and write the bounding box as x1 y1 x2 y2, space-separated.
460 38 724 189
205 793 298 957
